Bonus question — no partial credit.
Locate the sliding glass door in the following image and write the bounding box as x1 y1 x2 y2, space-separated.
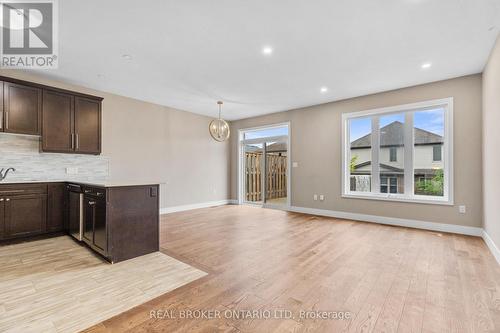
240 124 289 208
264 140 287 205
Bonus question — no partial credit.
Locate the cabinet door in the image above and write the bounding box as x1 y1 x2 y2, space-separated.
4 82 42 135
0 199 4 239
42 90 74 153
47 183 65 232
93 198 107 254
82 196 94 244
75 97 101 154
4 194 47 238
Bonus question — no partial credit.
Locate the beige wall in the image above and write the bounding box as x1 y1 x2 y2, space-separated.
230 74 483 228
483 36 500 246
0 70 230 209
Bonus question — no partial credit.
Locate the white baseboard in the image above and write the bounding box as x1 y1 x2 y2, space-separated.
482 230 500 265
158 201 498 265
160 200 234 214
289 206 483 237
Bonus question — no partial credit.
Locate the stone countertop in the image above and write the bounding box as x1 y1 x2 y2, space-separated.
0 180 161 187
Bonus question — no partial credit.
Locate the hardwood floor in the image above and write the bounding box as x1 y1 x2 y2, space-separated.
84 205 500 333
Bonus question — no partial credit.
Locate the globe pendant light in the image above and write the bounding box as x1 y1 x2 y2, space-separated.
209 101 230 142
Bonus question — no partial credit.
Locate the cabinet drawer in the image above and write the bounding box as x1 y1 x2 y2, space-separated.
0 183 47 196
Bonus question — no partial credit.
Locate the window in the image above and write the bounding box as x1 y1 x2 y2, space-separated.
389 147 397 162
381 177 398 193
243 126 288 140
342 98 453 204
433 145 442 161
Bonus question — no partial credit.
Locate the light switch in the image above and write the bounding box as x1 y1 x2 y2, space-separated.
313 194 318 201
292 162 299 168
319 195 325 201
458 205 466 214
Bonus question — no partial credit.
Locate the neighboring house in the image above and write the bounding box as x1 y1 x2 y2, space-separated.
350 121 443 193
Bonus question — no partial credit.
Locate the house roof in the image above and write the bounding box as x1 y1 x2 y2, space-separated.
351 121 443 149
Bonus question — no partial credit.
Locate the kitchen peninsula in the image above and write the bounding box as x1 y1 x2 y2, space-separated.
0 181 160 263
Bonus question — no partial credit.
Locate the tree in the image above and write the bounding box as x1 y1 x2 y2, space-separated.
350 155 358 173
415 169 443 196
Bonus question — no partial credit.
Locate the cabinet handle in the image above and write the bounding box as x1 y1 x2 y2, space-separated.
88 201 96 205
5 198 10 201
76 134 79 149
0 198 3 202
5 111 8 129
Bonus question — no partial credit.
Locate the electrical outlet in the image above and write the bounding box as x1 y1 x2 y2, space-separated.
319 195 325 201
458 205 466 214
313 194 318 201
292 162 299 168
66 167 78 175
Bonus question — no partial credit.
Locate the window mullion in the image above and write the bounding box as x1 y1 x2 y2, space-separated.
371 117 380 193
404 112 414 196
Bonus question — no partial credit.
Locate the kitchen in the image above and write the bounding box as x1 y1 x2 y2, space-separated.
0 72 211 333
0 75 160 263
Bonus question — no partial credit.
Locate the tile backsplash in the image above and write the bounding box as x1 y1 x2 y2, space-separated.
0 133 109 182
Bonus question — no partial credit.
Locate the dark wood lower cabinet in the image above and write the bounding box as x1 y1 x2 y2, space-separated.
0 182 159 263
47 183 65 232
4 194 47 239
0 199 4 239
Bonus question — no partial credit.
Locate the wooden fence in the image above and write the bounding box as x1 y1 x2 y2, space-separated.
245 152 287 201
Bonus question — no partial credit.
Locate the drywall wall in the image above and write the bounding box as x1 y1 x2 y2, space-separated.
230 74 483 228
483 36 500 250
0 70 230 209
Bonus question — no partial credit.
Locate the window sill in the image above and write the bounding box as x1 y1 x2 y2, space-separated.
341 193 454 206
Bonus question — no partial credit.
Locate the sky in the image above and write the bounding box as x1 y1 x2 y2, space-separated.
350 108 445 142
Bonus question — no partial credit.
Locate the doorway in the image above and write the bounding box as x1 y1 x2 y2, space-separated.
239 123 290 208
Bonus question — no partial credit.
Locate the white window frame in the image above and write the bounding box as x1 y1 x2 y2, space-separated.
341 97 453 205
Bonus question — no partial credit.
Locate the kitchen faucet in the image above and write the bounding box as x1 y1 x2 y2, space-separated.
0 168 15 181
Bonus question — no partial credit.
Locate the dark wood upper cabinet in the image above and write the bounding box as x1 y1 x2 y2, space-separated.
42 90 74 153
0 75 102 154
74 97 101 154
3 82 42 135
47 183 65 232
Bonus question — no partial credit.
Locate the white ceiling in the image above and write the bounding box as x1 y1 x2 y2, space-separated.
33 0 500 120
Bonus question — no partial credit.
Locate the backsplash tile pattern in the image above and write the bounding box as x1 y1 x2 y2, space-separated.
0 134 109 182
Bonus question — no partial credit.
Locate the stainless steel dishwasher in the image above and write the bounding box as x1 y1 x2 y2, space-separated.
67 184 83 241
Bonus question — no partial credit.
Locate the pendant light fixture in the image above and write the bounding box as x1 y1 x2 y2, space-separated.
209 101 230 142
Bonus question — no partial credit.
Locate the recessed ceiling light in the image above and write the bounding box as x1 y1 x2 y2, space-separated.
320 87 328 93
262 46 273 55
421 62 432 69
121 54 132 60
